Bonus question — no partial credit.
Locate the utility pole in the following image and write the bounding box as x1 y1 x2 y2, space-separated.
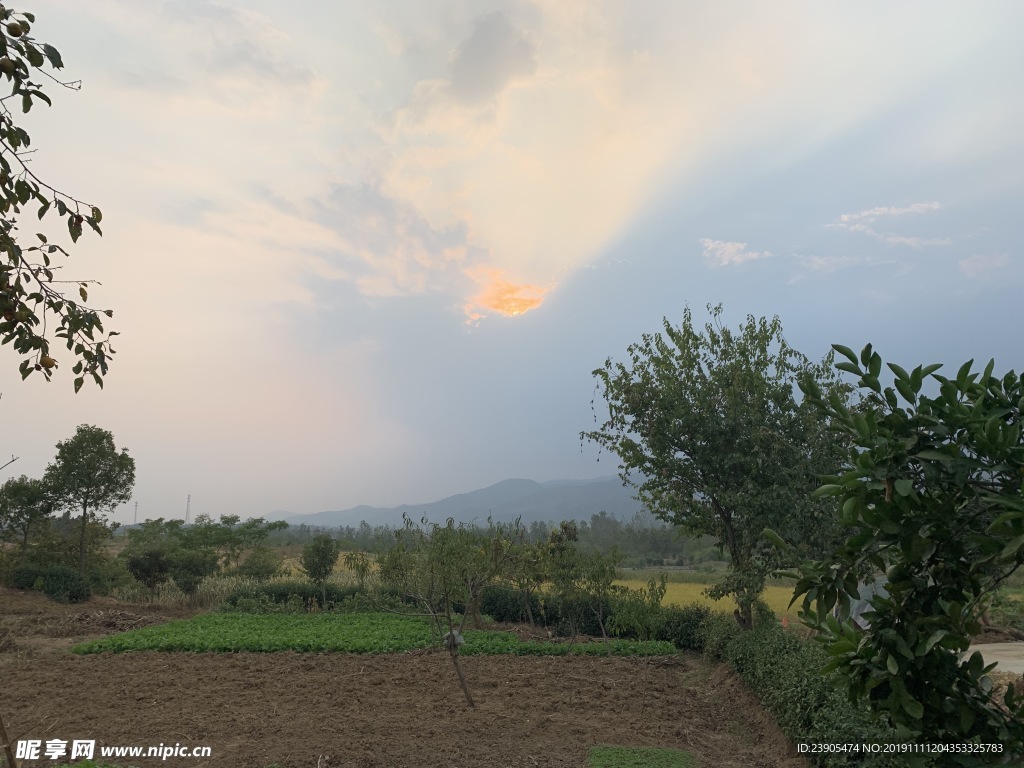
185 493 191 525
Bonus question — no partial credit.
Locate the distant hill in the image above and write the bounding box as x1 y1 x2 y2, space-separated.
268 477 647 528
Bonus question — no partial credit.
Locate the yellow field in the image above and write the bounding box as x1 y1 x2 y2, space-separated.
615 579 801 618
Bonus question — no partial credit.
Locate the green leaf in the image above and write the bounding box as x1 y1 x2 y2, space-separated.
21 92 31 113
886 654 899 674
887 362 910 381
894 479 913 497
901 693 924 720
915 450 952 465
832 344 858 365
835 361 862 376
37 200 49 220
73 376 84 394
1001 533 1024 560
42 43 63 69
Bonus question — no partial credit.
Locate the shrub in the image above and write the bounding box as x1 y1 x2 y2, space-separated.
235 545 284 581
658 604 713 650
41 565 91 604
479 584 542 624
10 563 48 590
223 579 362 611
125 546 172 591
698 611 742 660
169 548 220 595
722 622 910 767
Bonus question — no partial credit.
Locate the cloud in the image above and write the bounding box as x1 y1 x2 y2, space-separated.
830 201 950 247
959 253 1009 280
448 11 537 103
699 238 772 267
463 268 551 323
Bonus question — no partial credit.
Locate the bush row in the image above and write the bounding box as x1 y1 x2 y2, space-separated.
10 563 91 603
698 612 912 768
223 580 363 610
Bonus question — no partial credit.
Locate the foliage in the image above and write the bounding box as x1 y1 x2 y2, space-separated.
609 575 667 641
0 4 119 388
186 513 287 569
300 533 341 597
717 622 910 768
222 579 362 611
506 537 548 625
656 604 712 649
125 545 171 591
167 546 219 595
341 549 372 590
0 473 50 547
71 611 676 657
376 514 522 706
43 424 134 574
588 745 696 768
9 561 44 589
39 563 90 602
479 583 542 624
235 545 285 581
790 347 1024 752
583 304 850 628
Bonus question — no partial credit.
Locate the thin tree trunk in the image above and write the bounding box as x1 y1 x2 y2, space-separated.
0 706 19 768
78 502 89 576
448 648 475 708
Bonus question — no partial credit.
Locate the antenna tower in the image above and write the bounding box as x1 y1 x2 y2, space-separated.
185 494 191 525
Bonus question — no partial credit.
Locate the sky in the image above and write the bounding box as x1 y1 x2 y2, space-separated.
1 0 1021 526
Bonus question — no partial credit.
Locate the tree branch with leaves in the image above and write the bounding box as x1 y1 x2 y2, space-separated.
0 5 117 391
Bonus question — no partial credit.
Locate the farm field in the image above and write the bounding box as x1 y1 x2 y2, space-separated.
615 579 800 618
0 587 808 768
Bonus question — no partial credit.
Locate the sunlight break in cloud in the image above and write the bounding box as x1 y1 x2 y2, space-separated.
830 202 951 247
959 253 1010 280
463 268 552 323
699 238 772 267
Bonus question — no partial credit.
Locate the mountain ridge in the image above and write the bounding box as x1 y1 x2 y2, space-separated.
267 476 646 528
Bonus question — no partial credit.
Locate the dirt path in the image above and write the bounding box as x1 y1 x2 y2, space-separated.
1 588 807 768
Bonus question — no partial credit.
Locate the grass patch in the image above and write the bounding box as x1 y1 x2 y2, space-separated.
589 745 696 768
71 612 676 657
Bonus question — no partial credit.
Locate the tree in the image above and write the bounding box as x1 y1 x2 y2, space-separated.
0 5 119 389
43 424 134 574
0 473 50 548
583 304 850 628
789 346 1024 752
301 533 341 602
377 515 518 708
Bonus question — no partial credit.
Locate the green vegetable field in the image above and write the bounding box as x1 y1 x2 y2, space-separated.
71 612 676 657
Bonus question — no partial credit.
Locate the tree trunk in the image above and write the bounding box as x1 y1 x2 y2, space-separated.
0 705 19 768
448 647 476 708
523 589 535 626
78 502 89 575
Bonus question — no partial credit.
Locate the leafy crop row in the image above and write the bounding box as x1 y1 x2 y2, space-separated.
70 612 675 657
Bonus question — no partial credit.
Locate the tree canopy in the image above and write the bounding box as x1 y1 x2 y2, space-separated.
0 5 117 390
790 345 1024 748
583 303 850 628
43 424 134 573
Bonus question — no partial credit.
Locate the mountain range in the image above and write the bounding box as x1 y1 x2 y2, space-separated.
266 476 649 529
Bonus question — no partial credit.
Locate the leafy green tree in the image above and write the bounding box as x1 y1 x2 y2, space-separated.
301 533 341 600
186 513 286 569
790 346 1024 752
342 549 372 591
43 424 134 574
0 473 50 548
507 537 548 626
377 515 518 708
0 5 118 388
583 304 850 628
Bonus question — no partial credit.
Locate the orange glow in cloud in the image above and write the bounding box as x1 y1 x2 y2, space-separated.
464 269 551 323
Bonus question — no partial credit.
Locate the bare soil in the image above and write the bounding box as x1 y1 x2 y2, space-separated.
0 587 807 768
